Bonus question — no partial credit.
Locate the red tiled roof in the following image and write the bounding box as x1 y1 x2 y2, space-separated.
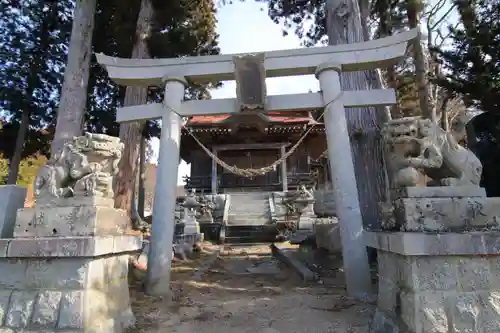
187 112 313 125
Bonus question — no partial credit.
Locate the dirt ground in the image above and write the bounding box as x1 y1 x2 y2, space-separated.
126 243 376 333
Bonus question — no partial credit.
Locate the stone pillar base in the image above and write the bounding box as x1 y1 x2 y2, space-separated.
298 204 315 230
0 235 142 332
0 185 27 238
313 218 341 253
366 231 500 333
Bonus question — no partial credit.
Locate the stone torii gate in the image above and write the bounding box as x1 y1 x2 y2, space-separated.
96 29 418 299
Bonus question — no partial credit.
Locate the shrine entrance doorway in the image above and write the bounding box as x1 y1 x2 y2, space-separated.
97 28 418 298
219 149 281 191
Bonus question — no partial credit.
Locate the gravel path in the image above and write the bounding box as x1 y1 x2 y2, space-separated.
126 243 376 333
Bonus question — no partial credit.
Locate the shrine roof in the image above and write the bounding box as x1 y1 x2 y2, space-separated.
187 111 317 126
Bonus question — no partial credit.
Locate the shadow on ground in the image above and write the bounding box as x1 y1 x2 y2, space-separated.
126 243 376 333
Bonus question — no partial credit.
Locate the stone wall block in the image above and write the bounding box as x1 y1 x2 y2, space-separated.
369 309 405 333
488 257 500 289
83 289 114 332
98 255 135 328
0 186 26 238
448 293 481 333
14 206 128 238
377 251 400 283
86 258 105 291
24 259 87 290
58 291 84 329
377 279 398 314
0 261 28 290
394 197 500 232
412 257 458 292
484 236 500 255
457 257 492 291
0 291 12 326
5 291 36 328
478 292 500 332
417 293 448 333
31 291 62 328
399 291 417 332
113 235 143 253
398 257 414 290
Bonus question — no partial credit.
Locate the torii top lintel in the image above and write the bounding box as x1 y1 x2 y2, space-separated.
96 29 419 87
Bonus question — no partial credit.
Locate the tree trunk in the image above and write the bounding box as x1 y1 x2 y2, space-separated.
51 0 97 155
374 0 399 118
7 0 58 184
7 108 30 185
440 99 450 131
407 1 433 120
113 0 154 224
326 0 388 230
138 135 146 218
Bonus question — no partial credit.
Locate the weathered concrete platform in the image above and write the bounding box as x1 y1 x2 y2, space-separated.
0 235 142 332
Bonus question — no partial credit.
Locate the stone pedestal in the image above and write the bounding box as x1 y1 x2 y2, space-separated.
366 232 500 333
14 197 128 237
313 189 336 218
5 195 140 332
0 185 27 238
390 186 498 232
0 236 141 332
314 218 341 254
182 211 200 235
368 186 500 333
298 202 315 230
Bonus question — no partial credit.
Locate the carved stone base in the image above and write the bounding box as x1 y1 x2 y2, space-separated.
367 232 500 333
394 196 500 232
0 236 141 332
391 186 486 199
14 198 128 237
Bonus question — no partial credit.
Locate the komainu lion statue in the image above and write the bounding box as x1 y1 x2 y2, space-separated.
34 133 123 199
381 117 482 188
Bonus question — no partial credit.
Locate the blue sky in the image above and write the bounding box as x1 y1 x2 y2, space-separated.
150 1 319 185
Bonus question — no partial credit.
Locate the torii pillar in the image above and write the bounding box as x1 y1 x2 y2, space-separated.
145 76 187 296
315 63 372 298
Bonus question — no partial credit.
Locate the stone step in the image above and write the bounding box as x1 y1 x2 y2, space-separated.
227 218 272 226
228 208 270 214
227 191 272 227
224 225 278 243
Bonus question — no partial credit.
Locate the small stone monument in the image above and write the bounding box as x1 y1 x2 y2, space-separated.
173 190 203 257
369 117 500 333
291 185 316 230
182 190 202 235
0 133 142 332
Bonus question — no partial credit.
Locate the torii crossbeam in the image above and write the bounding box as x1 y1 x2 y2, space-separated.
97 28 419 299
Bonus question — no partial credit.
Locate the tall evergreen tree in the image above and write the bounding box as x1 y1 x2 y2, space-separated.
87 0 220 221
51 0 98 155
255 0 392 232
438 0 500 113
0 0 73 181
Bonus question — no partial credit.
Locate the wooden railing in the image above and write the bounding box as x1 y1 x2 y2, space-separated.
183 175 211 191
183 171 316 192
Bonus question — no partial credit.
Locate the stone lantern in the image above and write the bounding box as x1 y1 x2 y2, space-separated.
182 190 201 235
292 185 316 230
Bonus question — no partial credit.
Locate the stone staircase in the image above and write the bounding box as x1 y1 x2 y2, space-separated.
222 191 277 243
